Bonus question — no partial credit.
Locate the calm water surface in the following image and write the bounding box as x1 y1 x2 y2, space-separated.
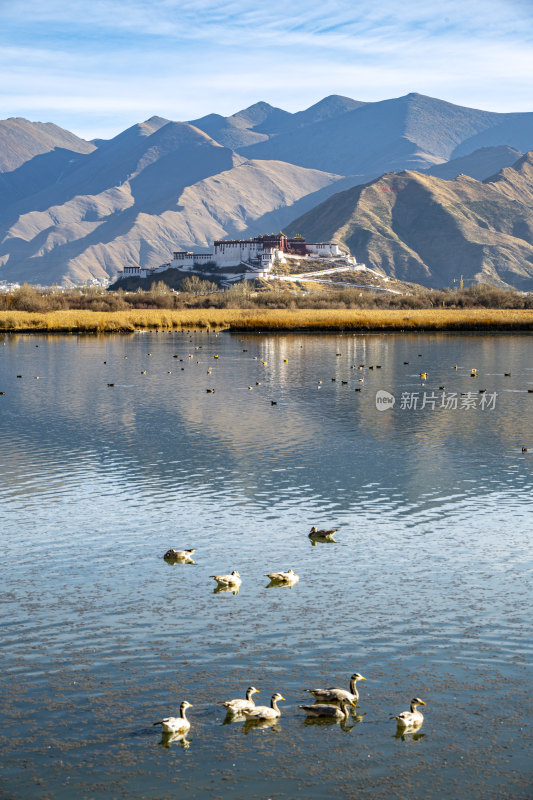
1 330 532 800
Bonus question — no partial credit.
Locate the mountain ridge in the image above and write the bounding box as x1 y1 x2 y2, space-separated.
1 93 533 287
286 153 533 289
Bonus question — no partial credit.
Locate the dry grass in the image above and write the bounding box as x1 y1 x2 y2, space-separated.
2 308 533 332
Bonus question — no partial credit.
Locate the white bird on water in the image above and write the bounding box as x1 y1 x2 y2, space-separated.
243 692 285 722
305 673 366 704
222 686 260 715
391 697 426 729
265 569 299 585
153 700 192 735
210 570 242 589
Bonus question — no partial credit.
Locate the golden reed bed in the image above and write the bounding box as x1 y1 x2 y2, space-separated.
1 308 533 333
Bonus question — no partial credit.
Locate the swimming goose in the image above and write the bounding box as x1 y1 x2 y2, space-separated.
265 569 299 585
243 693 285 721
222 686 259 714
309 526 337 541
163 548 195 562
392 697 426 728
153 701 192 734
211 570 242 588
299 697 355 719
305 673 366 704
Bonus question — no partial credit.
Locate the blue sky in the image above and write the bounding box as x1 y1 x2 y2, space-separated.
1 0 533 139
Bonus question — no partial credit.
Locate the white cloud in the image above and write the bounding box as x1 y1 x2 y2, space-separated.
1 0 532 137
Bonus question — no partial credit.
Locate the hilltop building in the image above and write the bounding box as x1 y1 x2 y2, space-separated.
121 233 353 281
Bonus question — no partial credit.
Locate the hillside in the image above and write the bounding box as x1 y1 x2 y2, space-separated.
0 117 95 173
426 146 523 181
1 93 533 286
0 154 344 286
286 152 533 289
235 93 533 176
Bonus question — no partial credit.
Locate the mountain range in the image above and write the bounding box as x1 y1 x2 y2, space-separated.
0 93 532 287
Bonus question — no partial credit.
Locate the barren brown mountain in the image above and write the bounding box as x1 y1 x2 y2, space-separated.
287 152 533 289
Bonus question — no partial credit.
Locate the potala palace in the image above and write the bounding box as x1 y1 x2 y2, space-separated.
121 233 357 282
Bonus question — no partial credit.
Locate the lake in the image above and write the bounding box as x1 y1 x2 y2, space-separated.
1 330 532 799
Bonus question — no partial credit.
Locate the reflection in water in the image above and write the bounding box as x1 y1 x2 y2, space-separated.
302 715 364 733
213 584 240 595
394 729 426 743
159 732 191 749
309 537 337 547
1 331 532 800
243 718 280 734
223 711 245 725
265 579 298 589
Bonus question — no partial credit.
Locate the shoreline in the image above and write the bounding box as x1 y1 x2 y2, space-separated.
1 308 533 333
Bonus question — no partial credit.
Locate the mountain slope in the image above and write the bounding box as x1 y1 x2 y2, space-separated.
426 146 523 181
190 96 365 149
0 156 344 285
0 118 95 172
2 93 533 287
238 93 533 176
0 121 246 284
286 152 533 289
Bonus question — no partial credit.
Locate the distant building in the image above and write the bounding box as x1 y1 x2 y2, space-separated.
120 233 351 281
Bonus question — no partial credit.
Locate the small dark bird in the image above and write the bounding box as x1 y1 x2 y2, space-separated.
309 526 337 541
271 401 277 405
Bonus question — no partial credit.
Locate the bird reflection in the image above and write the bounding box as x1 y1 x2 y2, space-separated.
222 711 245 725
265 579 297 589
394 725 426 742
243 718 280 734
308 533 337 546
213 585 239 595
302 711 365 731
159 731 191 749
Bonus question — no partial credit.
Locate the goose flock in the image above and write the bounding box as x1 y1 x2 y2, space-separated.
154 675 427 742
159 535 427 743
